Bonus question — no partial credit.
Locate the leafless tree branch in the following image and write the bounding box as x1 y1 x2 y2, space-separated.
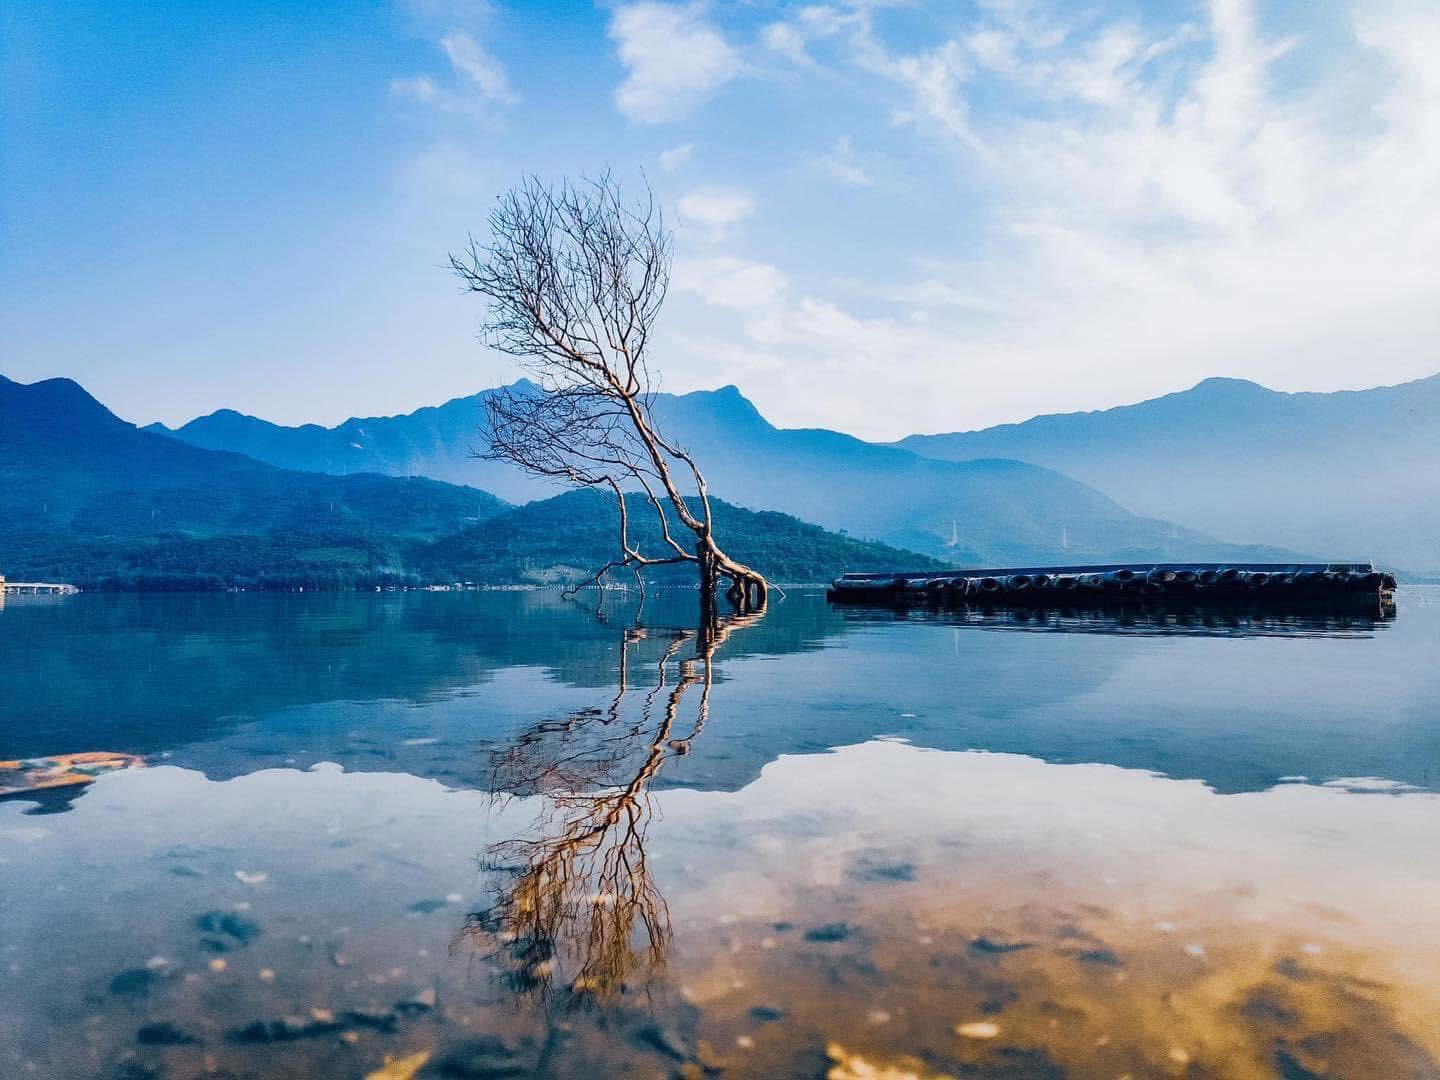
452 172 768 618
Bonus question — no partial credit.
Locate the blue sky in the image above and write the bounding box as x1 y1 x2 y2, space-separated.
3 0 1437 439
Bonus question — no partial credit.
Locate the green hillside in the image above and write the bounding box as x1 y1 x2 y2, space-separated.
0 375 507 589
417 489 946 585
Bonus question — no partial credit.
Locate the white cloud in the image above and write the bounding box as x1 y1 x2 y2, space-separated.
656 0 1440 439
814 135 873 186
439 32 518 103
947 0 1440 397
672 270 973 437
391 28 518 114
877 277 990 311
762 2 869 60
965 28 1021 75
866 38 983 153
658 142 695 171
608 3 739 123
390 74 441 103
389 14 514 260
762 21 814 66
673 256 789 309
677 187 755 238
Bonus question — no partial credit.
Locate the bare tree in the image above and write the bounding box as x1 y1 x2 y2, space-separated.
450 173 768 616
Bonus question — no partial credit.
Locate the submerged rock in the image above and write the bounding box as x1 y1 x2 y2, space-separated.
396 988 438 1015
1273 956 1312 982
110 1061 163 1080
634 1023 691 1061
1240 986 1301 1027
1274 1048 1325 1080
850 861 917 883
227 1014 345 1043
427 1034 530 1077
969 936 1032 955
109 969 163 997
195 911 261 945
804 923 853 943
136 1021 198 1046
342 1007 401 1033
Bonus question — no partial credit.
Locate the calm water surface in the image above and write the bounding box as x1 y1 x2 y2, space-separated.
2 589 1438 1078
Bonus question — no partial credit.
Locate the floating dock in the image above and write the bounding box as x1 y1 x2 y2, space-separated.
828 563 1397 612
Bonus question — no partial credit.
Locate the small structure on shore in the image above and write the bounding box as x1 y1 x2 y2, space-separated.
828 562 1397 612
0 575 79 596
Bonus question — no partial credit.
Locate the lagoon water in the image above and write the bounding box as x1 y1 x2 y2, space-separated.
2 590 1438 1078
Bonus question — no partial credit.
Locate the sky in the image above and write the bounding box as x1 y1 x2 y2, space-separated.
2 0 1438 440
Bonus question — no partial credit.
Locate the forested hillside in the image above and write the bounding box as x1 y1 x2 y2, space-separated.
417 489 946 585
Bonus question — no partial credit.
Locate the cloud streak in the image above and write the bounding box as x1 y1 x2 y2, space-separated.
391 27 518 114
439 32 517 103
608 2 739 123
677 187 755 239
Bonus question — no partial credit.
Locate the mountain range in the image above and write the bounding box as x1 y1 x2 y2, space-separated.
148 395 543 503
0 375 934 589
898 374 1440 573
15 366 1426 589
151 382 1288 566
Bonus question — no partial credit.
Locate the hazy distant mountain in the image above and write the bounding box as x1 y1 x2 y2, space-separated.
897 374 1440 573
0 376 938 588
153 382 1284 565
147 392 550 503
643 386 1293 564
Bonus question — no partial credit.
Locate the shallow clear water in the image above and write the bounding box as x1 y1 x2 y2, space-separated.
2 589 1438 1078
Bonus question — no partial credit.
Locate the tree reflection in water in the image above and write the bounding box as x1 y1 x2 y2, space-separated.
457 605 765 1003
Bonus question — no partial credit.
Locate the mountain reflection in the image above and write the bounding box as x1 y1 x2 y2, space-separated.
9 590 1430 804
459 607 765 1002
0 590 834 761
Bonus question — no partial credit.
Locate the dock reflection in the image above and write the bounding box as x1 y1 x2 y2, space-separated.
839 601 1396 638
